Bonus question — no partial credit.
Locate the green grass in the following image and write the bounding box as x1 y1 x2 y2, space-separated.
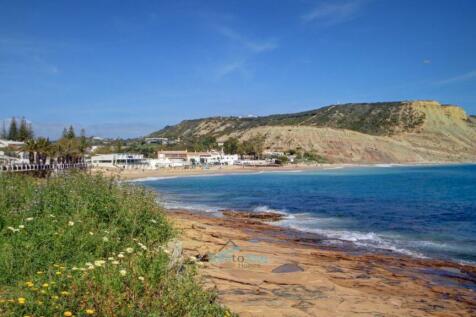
0 172 233 317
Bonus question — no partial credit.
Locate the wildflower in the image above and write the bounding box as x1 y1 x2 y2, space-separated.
189 256 197 262
7 226 19 232
53 264 60 268
94 260 105 267
117 253 125 258
102 237 109 242
18 225 25 229
72 266 78 271
56 271 62 276
52 295 59 300
42 283 49 288
64 311 73 317
49 214 56 218
138 243 147 250
37 271 44 275
119 269 127 276
108 257 114 261
150 219 157 224
26 217 34 221
60 291 70 296
18 297 26 305
60 266 66 270
85 262 93 267
138 276 145 281
111 260 119 265
126 247 134 254
89 231 94 236
85 308 95 315
25 281 34 288
68 221 74 226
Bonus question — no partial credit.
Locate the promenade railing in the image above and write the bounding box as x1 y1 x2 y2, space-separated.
0 163 88 173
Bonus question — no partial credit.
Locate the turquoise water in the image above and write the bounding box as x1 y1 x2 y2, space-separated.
139 165 476 264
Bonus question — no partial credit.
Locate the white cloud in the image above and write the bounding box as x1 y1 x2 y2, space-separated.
435 70 476 85
302 0 368 26
218 26 278 53
215 60 246 78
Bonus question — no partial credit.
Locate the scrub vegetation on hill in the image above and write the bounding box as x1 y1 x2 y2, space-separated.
0 173 233 317
149 100 476 163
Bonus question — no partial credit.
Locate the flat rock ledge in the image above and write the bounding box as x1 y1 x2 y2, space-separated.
221 210 284 222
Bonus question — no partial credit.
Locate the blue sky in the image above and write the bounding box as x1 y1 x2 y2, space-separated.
1 0 475 138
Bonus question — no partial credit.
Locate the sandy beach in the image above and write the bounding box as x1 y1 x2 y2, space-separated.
90 162 455 181
91 164 332 180
166 210 476 317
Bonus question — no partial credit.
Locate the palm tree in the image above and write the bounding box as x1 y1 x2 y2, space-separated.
22 139 38 164
35 138 51 164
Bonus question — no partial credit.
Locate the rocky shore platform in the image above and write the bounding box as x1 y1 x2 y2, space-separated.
167 210 476 317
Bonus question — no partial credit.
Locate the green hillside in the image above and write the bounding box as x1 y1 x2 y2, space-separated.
150 101 430 139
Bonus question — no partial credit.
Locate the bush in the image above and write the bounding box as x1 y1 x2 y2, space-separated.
0 173 232 316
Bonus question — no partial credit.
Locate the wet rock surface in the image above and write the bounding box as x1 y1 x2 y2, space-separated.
168 210 476 317
221 210 284 222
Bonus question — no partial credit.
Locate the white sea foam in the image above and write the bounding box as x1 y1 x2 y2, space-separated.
253 205 295 219
279 218 427 258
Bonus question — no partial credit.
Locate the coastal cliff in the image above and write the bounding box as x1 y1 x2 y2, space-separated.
150 100 476 163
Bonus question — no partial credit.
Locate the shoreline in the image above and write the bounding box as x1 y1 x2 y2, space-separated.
168 209 476 316
92 161 474 181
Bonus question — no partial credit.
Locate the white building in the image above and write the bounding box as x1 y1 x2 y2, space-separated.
0 139 25 149
90 153 145 168
155 150 238 168
0 139 29 164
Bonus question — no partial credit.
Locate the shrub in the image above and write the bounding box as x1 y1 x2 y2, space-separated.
0 173 232 316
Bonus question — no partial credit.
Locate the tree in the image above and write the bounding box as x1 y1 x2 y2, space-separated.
0 121 6 139
78 129 89 161
239 134 265 159
7 117 18 141
223 137 239 154
18 117 33 141
35 137 52 164
22 139 38 164
66 125 76 139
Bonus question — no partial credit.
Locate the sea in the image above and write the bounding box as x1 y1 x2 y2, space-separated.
137 164 476 264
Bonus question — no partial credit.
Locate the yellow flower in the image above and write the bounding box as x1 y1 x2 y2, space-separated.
37 271 44 275
53 264 60 268
18 297 26 305
60 291 70 296
52 295 59 300
42 283 49 288
25 281 34 287
56 271 62 275
119 269 127 276
64 311 73 317
85 309 95 315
